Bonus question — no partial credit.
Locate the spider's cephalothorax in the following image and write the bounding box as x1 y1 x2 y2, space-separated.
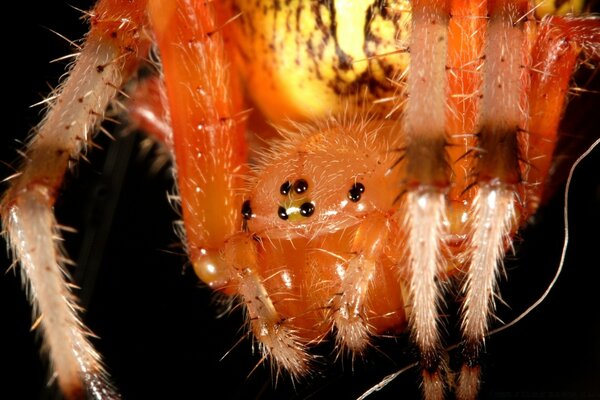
2 0 599 399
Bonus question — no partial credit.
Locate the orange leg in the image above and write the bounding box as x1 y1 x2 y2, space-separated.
446 0 486 238
147 0 248 291
525 16 600 214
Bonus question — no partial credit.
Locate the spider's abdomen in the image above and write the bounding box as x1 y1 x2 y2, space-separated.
225 0 411 121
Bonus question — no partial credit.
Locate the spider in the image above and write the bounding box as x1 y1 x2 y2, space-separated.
1 0 600 400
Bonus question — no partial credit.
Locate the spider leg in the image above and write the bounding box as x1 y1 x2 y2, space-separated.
148 0 312 379
127 74 173 152
147 0 249 290
456 5 600 399
223 235 311 378
524 16 600 213
445 6 487 394
456 2 530 398
332 214 389 352
0 1 148 397
401 1 453 399
446 0 486 227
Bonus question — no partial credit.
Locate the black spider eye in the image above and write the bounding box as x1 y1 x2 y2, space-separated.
278 206 289 220
293 179 309 194
348 182 365 202
241 200 253 220
299 202 315 217
280 181 292 195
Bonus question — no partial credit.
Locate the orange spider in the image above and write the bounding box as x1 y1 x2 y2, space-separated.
1 1 599 399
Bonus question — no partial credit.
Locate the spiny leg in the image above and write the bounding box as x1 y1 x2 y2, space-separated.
401 1 452 398
223 235 310 378
333 214 389 352
1 1 148 397
147 2 317 376
445 0 486 227
457 6 600 399
457 2 530 397
524 15 600 214
147 0 249 289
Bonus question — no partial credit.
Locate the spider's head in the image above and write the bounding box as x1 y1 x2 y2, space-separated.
241 119 404 239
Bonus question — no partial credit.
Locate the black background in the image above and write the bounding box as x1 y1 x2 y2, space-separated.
1 2 599 399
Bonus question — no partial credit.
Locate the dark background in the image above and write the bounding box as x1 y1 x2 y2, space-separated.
1 2 599 399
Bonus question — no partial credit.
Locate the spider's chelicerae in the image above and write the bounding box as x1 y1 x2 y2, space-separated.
2 1 600 399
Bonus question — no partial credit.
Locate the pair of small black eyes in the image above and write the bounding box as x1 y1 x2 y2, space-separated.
280 179 308 195
278 202 315 220
278 179 313 220
348 182 365 202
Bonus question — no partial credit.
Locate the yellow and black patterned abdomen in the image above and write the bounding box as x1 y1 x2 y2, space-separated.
228 0 411 122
